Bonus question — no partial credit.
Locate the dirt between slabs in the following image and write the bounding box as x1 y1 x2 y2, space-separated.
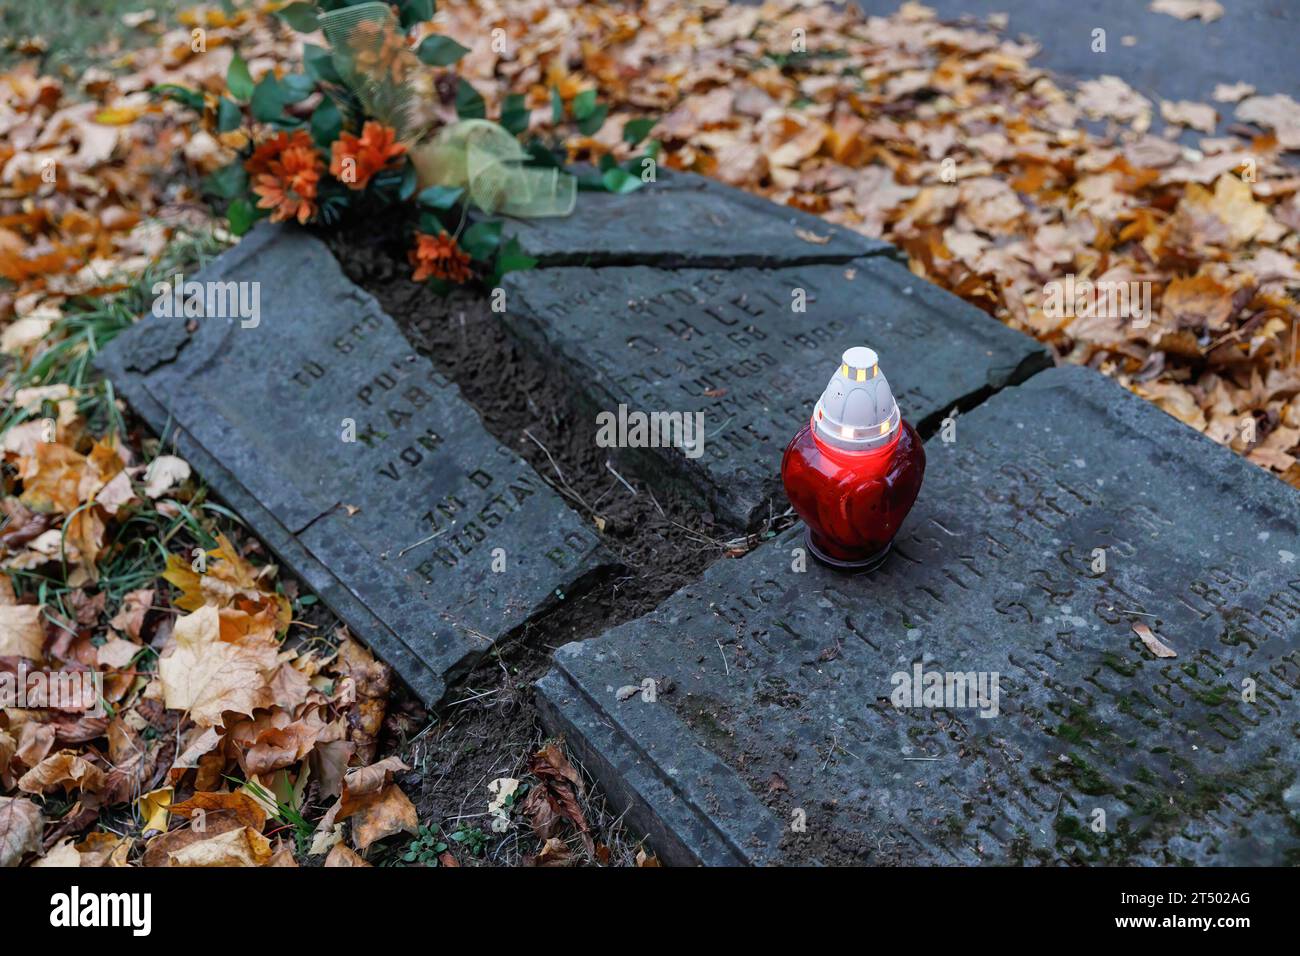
321 215 792 865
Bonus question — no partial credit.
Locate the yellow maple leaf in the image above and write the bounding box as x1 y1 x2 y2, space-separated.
157 605 280 726
93 106 143 126
1180 174 1274 247
162 552 204 611
18 442 88 514
162 534 291 631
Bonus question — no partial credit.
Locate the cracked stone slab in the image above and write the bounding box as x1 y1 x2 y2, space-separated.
536 366 1300 866
97 223 614 706
504 257 1050 527
503 170 894 268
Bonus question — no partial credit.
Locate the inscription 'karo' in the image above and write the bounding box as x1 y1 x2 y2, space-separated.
98 224 613 706
536 366 1300 866
505 259 1048 527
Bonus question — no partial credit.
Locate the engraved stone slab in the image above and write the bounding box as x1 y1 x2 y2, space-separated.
97 224 613 706
503 170 894 267
505 258 1050 528
536 366 1300 866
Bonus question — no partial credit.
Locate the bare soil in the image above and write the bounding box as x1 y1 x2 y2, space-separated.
322 215 787 864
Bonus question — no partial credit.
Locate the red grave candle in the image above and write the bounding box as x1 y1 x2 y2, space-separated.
781 346 925 571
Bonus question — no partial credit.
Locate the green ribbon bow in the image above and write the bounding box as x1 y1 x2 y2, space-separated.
319 2 575 218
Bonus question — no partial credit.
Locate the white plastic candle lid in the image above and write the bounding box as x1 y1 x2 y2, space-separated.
812 346 901 451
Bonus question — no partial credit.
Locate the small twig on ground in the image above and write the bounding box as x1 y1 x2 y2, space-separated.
393 528 445 559
522 429 595 515
669 518 721 547
646 487 666 518
604 460 637 497
446 687 504 708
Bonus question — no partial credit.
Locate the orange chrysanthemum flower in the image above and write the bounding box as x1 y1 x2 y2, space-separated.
244 128 314 177
330 121 407 190
253 145 322 225
409 231 473 284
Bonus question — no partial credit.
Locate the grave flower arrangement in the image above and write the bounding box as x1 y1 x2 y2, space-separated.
156 0 659 289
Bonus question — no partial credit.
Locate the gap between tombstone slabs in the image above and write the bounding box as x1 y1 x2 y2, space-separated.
321 228 1067 864
499 259 1051 531
323 220 757 631
323 213 1053 687
323 168 1050 618
329 206 1050 541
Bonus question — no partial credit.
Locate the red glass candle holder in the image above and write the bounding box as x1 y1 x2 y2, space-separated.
780 347 925 571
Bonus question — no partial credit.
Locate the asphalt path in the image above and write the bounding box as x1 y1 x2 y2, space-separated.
854 0 1300 138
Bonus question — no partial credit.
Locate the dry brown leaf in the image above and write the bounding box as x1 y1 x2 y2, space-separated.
15 722 56 769
161 533 291 629
531 741 584 793
141 811 241 866
324 844 371 867
1235 94 1300 150
226 706 326 776
32 837 81 867
528 739 594 856
94 471 135 516
157 604 280 726
1176 174 1276 248
18 442 90 514
340 755 409 810
519 785 562 841
1 313 57 355
1075 75 1152 130
169 790 268 832
958 177 1024 233
17 750 107 795
1212 83 1255 104
794 227 830 245
1133 381 1208 431
527 836 574 866
0 796 44 867
1162 274 1236 330
75 831 131 867
0 729 15 784
142 454 191 499
265 840 299 866
1133 622 1177 658
167 825 273 867
0 603 45 660
1160 100 1217 133
97 634 142 669
310 739 355 801
349 783 418 851
1149 0 1224 22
